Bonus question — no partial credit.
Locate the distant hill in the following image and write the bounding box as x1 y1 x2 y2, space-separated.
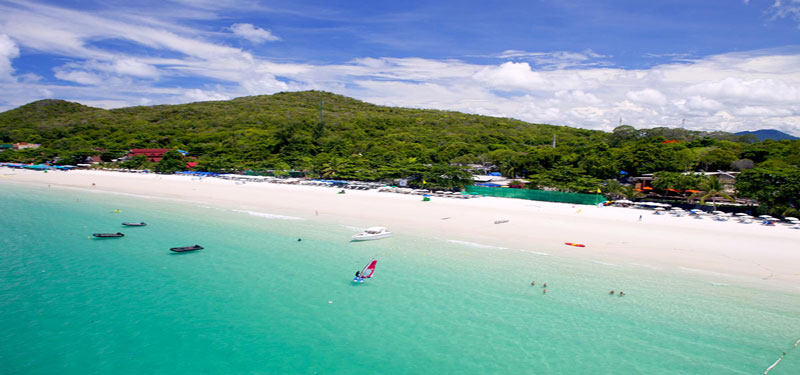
735 129 799 141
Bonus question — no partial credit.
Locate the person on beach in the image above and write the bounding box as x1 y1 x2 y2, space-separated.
639 215 642 221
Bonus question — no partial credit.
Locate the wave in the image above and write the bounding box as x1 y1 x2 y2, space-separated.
678 267 732 277
232 209 303 220
518 250 551 256
447 240 508 250
590 260 617 266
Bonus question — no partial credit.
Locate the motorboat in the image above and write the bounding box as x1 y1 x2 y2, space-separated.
170 244 204 252
93 232 124 238
122 222 147 226
351 227 392 241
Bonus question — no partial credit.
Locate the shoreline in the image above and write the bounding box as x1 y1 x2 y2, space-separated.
4 167 800 292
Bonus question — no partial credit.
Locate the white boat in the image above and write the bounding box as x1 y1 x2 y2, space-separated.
351 226 392 241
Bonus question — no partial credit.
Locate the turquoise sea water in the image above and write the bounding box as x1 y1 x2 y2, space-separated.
1 183 799 374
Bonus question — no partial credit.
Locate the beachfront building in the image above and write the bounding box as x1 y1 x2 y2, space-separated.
126 148 170 162
0 144 12 151
12 142 41 150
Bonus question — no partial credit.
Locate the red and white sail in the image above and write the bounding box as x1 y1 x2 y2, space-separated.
360 259 377 278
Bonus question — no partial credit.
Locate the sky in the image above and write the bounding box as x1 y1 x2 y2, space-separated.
1 0 800 135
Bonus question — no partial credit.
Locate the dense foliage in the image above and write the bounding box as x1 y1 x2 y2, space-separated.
1 91 799 213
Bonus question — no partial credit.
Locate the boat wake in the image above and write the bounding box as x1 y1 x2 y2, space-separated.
232 210 303 220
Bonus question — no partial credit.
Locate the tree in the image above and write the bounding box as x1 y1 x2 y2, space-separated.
603 179 624 200
690 176 735 210
154 150 185 173
121 155 148 170
735 167 800 214
619 185 644 200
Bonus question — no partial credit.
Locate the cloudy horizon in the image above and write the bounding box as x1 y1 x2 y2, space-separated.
1 0 800 135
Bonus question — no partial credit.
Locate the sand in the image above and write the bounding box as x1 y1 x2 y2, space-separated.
4 168 799 291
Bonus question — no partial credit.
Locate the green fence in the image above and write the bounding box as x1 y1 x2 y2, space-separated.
465 186 605 205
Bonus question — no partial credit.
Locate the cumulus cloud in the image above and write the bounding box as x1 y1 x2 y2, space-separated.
1 1 800 136
0 34 20 81
626 88 667 106
230 23 280 43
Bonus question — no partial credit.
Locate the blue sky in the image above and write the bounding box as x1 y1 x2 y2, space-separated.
1 0 800 135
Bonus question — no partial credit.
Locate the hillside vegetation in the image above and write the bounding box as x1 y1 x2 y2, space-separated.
1 91 798 214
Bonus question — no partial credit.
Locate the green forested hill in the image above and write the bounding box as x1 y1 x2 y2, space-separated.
1 90 799 214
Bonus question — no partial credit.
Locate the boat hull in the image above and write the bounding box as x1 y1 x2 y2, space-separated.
351 233 392 241
170 245 203 252
92 233 124 238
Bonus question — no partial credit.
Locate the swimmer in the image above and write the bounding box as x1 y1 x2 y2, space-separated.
530 281 535 286
543 288 547 294
609 290 615 295
297 238 302 242
543 282 548 288
619 291 625 296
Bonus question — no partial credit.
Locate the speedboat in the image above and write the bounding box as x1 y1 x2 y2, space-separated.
93 232 124 238
122 222 147 226
170 244 204 252
351 227 392 241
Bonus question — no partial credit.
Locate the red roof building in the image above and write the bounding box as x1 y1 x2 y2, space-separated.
128 149 170 162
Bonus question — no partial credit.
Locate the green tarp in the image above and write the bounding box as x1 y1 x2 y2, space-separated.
465 186 605 205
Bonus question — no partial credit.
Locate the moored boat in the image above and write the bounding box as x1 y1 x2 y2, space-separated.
93 232 124 238
170 244 204 252
122 222 147 226
351 227 392 241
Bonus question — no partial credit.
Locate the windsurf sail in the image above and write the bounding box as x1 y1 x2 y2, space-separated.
360 259 378 279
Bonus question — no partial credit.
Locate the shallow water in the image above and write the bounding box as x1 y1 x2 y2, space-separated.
1 184 799 374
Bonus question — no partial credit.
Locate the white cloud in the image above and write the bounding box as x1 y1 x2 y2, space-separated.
230 23 280 43
626 88 667 106
1 2 800 136
0 34 20 81
473 62 547 90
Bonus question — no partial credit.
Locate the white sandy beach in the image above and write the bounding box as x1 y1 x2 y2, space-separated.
3 168 799 291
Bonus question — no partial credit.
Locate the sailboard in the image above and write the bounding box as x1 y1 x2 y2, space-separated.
353 259 378 283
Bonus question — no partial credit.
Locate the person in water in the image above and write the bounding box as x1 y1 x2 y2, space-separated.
543 288 547 294
609 290 615 295
543 282 548 288
530 281 535 286
355 271 361 278
619 291 625 296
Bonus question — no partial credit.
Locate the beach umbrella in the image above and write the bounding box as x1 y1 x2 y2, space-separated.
785 217 798 221
758 215 773 218
735 213 748 216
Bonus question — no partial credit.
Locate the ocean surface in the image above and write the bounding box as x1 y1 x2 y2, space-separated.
1 183 799 374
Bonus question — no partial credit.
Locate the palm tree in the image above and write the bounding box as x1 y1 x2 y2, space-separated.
620 185 644 200
690 176 735 210
604 179 624 200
